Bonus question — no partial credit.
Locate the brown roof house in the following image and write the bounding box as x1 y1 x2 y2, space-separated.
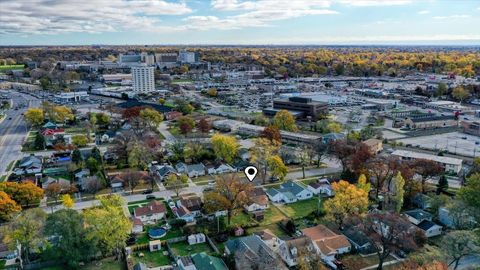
301 225 351 263
244 187 269 213
134 200 167 224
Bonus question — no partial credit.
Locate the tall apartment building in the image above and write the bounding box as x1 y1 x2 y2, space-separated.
132 66 155 92
155 53 178 63
141 52 155 66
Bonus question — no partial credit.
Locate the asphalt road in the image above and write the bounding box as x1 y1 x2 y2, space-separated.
0 92 40 177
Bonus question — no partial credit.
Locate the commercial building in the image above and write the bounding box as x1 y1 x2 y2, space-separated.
391 149 463 174
178 50 198 63
132 66 155 92
54 91 89 103
403 115 458 130
119 54 141 64
461 120 480 136
141 52 155 66
238 123 321 145
155 53 178 63
264 97 328 120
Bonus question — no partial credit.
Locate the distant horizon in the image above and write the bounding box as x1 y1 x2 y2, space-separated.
1 0 479 46
2 43 480 47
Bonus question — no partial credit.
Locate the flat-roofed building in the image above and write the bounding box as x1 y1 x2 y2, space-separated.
391 149 462 174
238 123 321 145
266 97 328 120
132 66 155 92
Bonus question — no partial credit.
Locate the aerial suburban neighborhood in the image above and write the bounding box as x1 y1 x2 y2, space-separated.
0 1 479 270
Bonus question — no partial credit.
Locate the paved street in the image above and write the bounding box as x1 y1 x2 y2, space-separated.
0 92 40 177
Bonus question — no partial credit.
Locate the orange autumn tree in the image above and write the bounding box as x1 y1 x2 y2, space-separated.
324 180 369 229
0 191 21 221
0 182 44 207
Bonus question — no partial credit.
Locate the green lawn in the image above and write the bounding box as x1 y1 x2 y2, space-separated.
135 227 184 245
41 258 124 270
0 64 24 72
131 249 171 267
277 198 322 218
260 205 288 225
170 241 213 256
230 211 254 227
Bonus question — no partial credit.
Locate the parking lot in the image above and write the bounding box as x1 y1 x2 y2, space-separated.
397 131 480 157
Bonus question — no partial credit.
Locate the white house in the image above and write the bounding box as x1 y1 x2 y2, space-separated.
301 225 351 263
213 163 236 174
132 218 144 233
176 162 206 178
417 220 443 238
244 188 269 212
266 181 312 204
134 201 167 224
307 179 334 197
403 209 432 225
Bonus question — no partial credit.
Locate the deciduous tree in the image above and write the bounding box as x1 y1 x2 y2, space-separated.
442 230 480 270
324 180 369 229
0 191 21 221
139 108 163 129
0 182 44 207
203 174 253 225
272 110 297 132
250 138 280 183
211 134 239 163
261 125 281 143
61 194 74 208
267 155 288 181
24 108 44 127
198 118 211 133
178 116 195 134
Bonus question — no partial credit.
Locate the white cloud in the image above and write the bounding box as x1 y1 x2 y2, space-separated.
337 0 412 7
418 10 430 14
433 14 471 20
0 0 192 35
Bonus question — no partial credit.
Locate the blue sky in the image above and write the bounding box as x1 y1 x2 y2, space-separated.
1 0 479 45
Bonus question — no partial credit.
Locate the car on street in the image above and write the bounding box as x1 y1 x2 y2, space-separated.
146 195 156 200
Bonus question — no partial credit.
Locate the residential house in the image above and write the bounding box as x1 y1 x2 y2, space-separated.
253 229 280 251
412 193 431 210
343 226 375 255
132 218 144 233
266 181 312 204
41 128 65 147
42 121 58 130
301 225 351 262
277 236 312 267
417 220 443 238
208 163 236 175
244 187 269 212
191 252 228 270
41 177 70 189
438 207 477 229
150 163 177 181
14 154 42 175
225 235 286 270
321 133 345 144
177 195 203 216
176 162 206 178
110 174 125 192
403 209 432 225
165 111 183 121
133 200 167 224
174 205 196 223
307 179 334 197
178 256 196 270
362 138 383 155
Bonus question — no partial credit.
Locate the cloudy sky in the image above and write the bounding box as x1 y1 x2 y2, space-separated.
1 0 479 45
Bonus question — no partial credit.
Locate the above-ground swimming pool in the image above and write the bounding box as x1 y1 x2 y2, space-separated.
148 227 167 239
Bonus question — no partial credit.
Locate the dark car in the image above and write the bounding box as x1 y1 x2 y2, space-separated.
143 189 153 194
269 176 280 183
8 117 12 120
146 195 156 200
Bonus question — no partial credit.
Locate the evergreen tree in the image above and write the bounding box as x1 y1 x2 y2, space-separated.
72 148 83 164
33 133 45 150
437 175 449 193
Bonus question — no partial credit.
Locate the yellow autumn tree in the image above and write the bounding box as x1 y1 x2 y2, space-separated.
61 194 74 209
324 180 369 229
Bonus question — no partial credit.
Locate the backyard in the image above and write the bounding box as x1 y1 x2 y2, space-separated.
170 241 213 257
131 249 171 268
276 198 322 218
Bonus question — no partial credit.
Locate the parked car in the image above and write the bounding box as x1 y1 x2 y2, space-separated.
143 189 153 194
146 195 156 200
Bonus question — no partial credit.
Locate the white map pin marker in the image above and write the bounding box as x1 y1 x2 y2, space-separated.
244 166 258 182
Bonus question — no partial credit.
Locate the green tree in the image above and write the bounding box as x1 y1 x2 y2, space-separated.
442 230 480 270
45 209 96 268
84 195 131 259
250 138 281 183
392 172 405 213
72 134 88 147
272 110 297 131
33 133 45 150
436 82 447 96
4 208 46 263
437 175 449 193
127 141 151 170
85 157 100 174
178 116 195 134
72 148 83 164
357 174 371 193
211 134 239 163
165 174 188 197
139 108 163 129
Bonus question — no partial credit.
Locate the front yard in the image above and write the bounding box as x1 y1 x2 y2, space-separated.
341 254 397 270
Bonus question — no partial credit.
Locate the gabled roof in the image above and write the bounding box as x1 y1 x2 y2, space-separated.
418 220 442 231
188 163 206 173
134 201 166 217
343 227 370 247
404 209 432 221
302 224 351 255
280 181 307 196
266 188 280 197
180 196 202 211
225 235 274 257
191 252 228 270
